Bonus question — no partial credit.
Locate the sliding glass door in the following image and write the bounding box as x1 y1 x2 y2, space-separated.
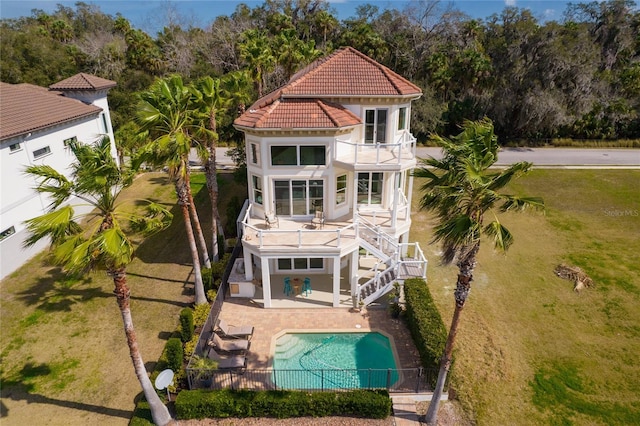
274 179 323 216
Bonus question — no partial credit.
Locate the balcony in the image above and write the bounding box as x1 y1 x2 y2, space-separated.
334 130 417 171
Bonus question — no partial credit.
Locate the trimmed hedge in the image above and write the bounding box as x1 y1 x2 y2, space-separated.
165 337 184 372
403 278 447 370
179 308 194 342
175 389 392 420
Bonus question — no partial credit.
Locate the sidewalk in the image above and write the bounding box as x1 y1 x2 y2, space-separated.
391 393 446 426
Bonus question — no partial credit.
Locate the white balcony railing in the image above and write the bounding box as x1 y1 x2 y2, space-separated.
335 131 417 166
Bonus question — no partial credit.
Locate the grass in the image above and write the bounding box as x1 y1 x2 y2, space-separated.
411 169 640 425
2 169 637 425
0 172 206 425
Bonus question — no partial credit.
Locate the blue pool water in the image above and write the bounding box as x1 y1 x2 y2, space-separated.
273 332 398 390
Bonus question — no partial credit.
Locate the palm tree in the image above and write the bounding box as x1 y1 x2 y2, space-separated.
239 29 275 98
136 75 212 304
414 119 544 425
192 76 228 262
23 137 173 426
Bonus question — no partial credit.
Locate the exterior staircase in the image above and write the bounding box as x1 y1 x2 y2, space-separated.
355 219 426 306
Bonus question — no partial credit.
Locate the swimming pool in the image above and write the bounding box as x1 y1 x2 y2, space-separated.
272 331 399 390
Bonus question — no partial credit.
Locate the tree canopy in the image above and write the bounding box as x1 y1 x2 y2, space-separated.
2 0 638 143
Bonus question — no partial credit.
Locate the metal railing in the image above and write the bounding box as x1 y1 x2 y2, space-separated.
187 367 439 393
335 131 417 166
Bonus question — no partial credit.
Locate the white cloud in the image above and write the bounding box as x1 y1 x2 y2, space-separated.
505 0 517 6
543 9 556 19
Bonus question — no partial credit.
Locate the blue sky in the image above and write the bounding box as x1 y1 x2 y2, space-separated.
0 0 589 33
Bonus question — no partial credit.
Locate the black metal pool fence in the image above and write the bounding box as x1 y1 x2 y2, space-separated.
186 367 439 393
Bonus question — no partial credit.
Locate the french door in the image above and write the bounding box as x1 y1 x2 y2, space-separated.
364 108 388 144
274 179 323 216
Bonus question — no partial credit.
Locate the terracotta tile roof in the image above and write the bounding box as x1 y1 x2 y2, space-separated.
235 99 361 129
235 47 421 130
0 82 102 140
285 47 422 97
49 73 117 91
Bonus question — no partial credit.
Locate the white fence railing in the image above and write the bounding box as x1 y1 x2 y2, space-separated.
335 131 417 166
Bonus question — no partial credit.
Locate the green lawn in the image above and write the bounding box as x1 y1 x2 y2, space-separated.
411 169 640 425
1 169 638 425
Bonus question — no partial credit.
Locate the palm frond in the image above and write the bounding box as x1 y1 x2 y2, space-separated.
23 206 81 247
487 162 533 191
52 235 93 272
96 228 134 268
500 195 546 212
484 220 514 252
129 202 173 236
24 164 74 209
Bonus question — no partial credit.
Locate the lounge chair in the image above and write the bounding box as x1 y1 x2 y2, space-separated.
311 210 325 229
265 212 279 229
208 333 250 354
206 347 247 370
215 318 254 340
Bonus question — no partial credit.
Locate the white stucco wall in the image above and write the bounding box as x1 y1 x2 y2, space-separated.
0 112 116 280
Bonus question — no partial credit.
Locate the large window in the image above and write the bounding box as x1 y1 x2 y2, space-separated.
365 108 388 144
336 174 347 205
271 145 326 166
358 172 383 205
274 179 323 216
277 257 324 271
33 146 51 159
398 107 407 130
250 143 259 165
252 175 263 205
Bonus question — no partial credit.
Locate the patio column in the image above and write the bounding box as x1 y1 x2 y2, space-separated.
333 255 341 307
391 172 399 228
350 250 359 299
261 257 271 308
243 250 253 280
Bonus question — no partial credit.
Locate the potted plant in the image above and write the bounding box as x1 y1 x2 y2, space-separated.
190 355 218 388
388 283 402 318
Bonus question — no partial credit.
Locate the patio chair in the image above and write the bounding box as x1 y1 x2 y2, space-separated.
265 212 279 229
283 276 292 296
206 347 247 370
302 277 312 296
208 333 250 354
311 210 325 229
215 318 254 340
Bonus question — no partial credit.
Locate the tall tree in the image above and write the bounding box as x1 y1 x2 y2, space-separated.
414 119 544 425
192 76 229 262
23 137 173 426
136 75 212 304
239 29 276 98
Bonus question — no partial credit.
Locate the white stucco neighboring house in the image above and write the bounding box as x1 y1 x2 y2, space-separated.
0 73 117 280
231 47 428 308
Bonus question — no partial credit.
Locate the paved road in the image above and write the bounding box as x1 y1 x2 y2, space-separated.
209 147 640 169
417 147 640 167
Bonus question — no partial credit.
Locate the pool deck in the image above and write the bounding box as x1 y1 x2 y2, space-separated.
217 298 422 371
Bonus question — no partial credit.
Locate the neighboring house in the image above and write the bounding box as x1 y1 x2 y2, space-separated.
0 73 117 280
232 47 428 308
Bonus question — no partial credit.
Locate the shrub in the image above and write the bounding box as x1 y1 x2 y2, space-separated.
175 389 391 420
183 334 199 358
179 308 194 342
192 303 210 327
165 338 183 372
403 278 447 371
202 268 213 292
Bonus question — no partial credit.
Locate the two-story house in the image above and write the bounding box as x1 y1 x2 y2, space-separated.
231 47 427 308
0 73 117 280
